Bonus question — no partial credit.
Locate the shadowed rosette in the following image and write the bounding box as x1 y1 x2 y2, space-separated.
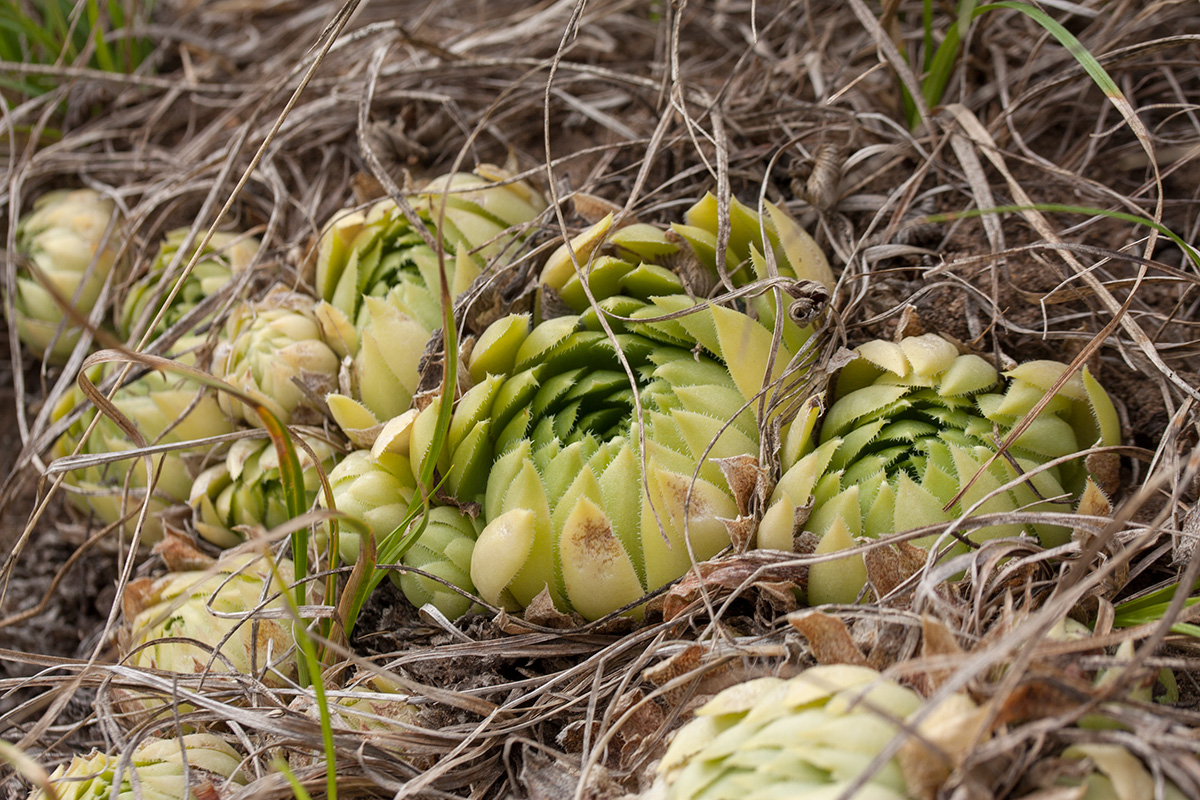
189 433 337 548
11 188 124 363
120 553 297 701
646 664 981 800
323 419 481 619
317 166 546 436
28 734 246 800
120 228 259 341
759 334 1121 605
212 287 341 427
50 369 236 543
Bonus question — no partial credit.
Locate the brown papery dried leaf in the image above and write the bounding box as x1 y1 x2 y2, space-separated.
899 693 991 800
153 529 215 572
524 587 582 629
787 609 869 666
662 551 806 621
921 614 965 694
714 454 771 517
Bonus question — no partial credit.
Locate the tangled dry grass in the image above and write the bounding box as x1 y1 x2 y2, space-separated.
2 0 1200 797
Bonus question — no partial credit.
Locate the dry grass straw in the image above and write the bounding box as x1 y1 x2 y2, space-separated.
1 0 1200 797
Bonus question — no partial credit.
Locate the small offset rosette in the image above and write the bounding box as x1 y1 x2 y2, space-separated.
760 334 1121 605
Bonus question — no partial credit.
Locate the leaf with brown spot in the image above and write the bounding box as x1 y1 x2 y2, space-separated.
787 609 869 666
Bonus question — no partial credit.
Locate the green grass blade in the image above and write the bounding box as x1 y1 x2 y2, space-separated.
269 559 337 800
922 0 977 110
86 0 117 73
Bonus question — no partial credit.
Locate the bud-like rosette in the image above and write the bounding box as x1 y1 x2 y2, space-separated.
12 188 123 363
120 228 259 341
399 505 481 619
649 664 978 800
51 369 236 543
28 734 246 800
318 167 546 437
323 451 413 560
120 553 297 694
212 288 341 427
316 165 546 324
760 334 1121 605
322 423 480 619
414 294 809 621
189 434 337 548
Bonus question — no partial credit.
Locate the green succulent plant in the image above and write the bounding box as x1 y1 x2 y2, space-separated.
120 553 297 699
759 334 1121 605
212 287 341 427
11 188 124 363
323 420 481 619
647 664 979 800
374 194 835 621
317 166 547 435
1054 744 1187 800
120 228 259 341
50 368 236 543
28 734 245 800
189 433 337 548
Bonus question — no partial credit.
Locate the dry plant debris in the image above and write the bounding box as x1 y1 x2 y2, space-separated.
2 1 1200 798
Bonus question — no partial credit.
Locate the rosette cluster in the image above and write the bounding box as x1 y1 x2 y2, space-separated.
318 166 548 434
51 368 236 542
189 433 337 547
760 334 1121 605
120 553 297 694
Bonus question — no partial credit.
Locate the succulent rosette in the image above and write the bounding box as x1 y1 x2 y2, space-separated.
189 433 337 548
647 664 980 800
317 166 547 436
377 194 835 621
11 188 124 363
120 228 259 341
403 296 806 620
759 334 1121 605
120 553 297 693
51 369 236 543
28 734 246 800
212 287 341 427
